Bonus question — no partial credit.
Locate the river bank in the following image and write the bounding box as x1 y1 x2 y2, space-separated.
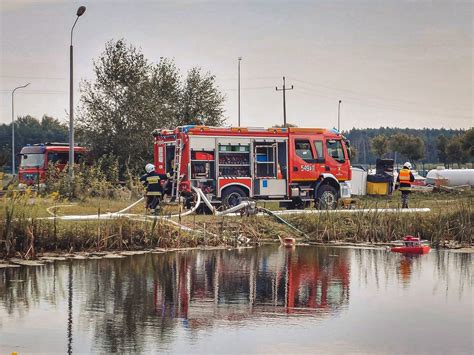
2 241 473 269
1 193 472 259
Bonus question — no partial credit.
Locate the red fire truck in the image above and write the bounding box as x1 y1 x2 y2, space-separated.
153 126 352 209
18 143 87 188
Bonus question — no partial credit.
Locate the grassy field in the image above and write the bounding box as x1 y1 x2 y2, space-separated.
1 189 472 258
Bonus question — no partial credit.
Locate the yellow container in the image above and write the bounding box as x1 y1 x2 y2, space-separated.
367 181 389 195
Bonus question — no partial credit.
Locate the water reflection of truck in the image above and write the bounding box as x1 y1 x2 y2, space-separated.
153 126 352 209
18 143 87 188
153 247 350 322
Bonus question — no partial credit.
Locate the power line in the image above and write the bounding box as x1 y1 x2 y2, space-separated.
292 86 472 120
222 86 274 91
219 76 280 82
0 75 67 81
0 90 67 95
288 76 471 115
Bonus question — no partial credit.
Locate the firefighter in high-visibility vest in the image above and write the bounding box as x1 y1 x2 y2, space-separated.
140 163 169 212
395 162 415 208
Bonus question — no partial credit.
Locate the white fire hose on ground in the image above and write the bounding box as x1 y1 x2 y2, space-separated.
40 186 253 235
40 186 430 235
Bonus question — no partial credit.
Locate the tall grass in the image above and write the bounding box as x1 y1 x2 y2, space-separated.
1 194 471 258
286 198 472 245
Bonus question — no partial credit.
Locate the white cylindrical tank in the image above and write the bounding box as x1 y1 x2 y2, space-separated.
425 168 474 187
350 167 368 195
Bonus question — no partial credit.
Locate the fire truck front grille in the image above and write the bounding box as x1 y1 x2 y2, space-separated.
21 173 39 183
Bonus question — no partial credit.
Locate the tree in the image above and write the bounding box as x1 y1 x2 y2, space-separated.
345 127 463 164
389 133 425 163
403 135 425 162
460 128 474 159
78 39 153 175
370 135 389 157
77 39 226 176
436 135 448 166
180 68 225 126
446 137 466 167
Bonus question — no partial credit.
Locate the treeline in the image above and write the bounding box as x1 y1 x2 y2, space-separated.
0 116 68 168
345 127 473 166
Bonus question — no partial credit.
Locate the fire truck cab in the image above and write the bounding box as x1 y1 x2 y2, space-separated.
18 143 87 188
153 126 351 209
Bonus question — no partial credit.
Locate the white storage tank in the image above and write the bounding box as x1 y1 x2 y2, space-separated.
350 167 368 195
425 168 474 187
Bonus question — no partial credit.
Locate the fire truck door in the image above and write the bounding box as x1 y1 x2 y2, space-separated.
290 138 319 182
325 139 347 180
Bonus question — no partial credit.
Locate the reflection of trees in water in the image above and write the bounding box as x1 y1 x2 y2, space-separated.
353 248 471 294
1 247 350 353
353 249 399 289
432 251 471 297
74 255 174 353
0 263 66 319
353 248 421 288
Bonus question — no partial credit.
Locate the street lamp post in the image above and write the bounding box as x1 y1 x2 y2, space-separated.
11 83 30 175
238 57 242 126
69 5 86 178
337 100 342 132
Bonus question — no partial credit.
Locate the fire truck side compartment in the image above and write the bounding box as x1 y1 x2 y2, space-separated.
189 136 215 151
254 179 287 196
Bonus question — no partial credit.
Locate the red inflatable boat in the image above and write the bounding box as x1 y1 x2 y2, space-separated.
391 236 430 254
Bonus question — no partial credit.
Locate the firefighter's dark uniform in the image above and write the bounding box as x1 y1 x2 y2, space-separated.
396 168 415 208
140 171 169 211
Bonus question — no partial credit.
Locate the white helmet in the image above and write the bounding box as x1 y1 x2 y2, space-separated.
145 163 155 173
403 162 412 169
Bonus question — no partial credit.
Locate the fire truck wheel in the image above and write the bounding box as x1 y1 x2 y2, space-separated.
289 198 305 210
316 184 338 210
183 193 197 210
222 186 247 209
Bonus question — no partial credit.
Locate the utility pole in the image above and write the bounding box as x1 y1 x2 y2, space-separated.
275 76 293 127
337 99 342 131
238 57 242 126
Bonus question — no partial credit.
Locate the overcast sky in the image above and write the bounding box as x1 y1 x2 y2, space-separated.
0 0 472 130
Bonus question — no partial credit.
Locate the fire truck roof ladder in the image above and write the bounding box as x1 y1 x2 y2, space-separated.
170 137 183 202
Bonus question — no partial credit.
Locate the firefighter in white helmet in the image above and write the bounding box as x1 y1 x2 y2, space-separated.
395 162 415 208
140 163 169 213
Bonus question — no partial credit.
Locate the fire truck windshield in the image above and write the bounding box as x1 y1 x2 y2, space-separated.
326 140 346 163
20 153 45 168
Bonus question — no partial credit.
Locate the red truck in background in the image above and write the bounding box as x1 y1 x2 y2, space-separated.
18 143 87 188
152 125 352 209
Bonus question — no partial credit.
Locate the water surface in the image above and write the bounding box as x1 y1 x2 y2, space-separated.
1 246 472 354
